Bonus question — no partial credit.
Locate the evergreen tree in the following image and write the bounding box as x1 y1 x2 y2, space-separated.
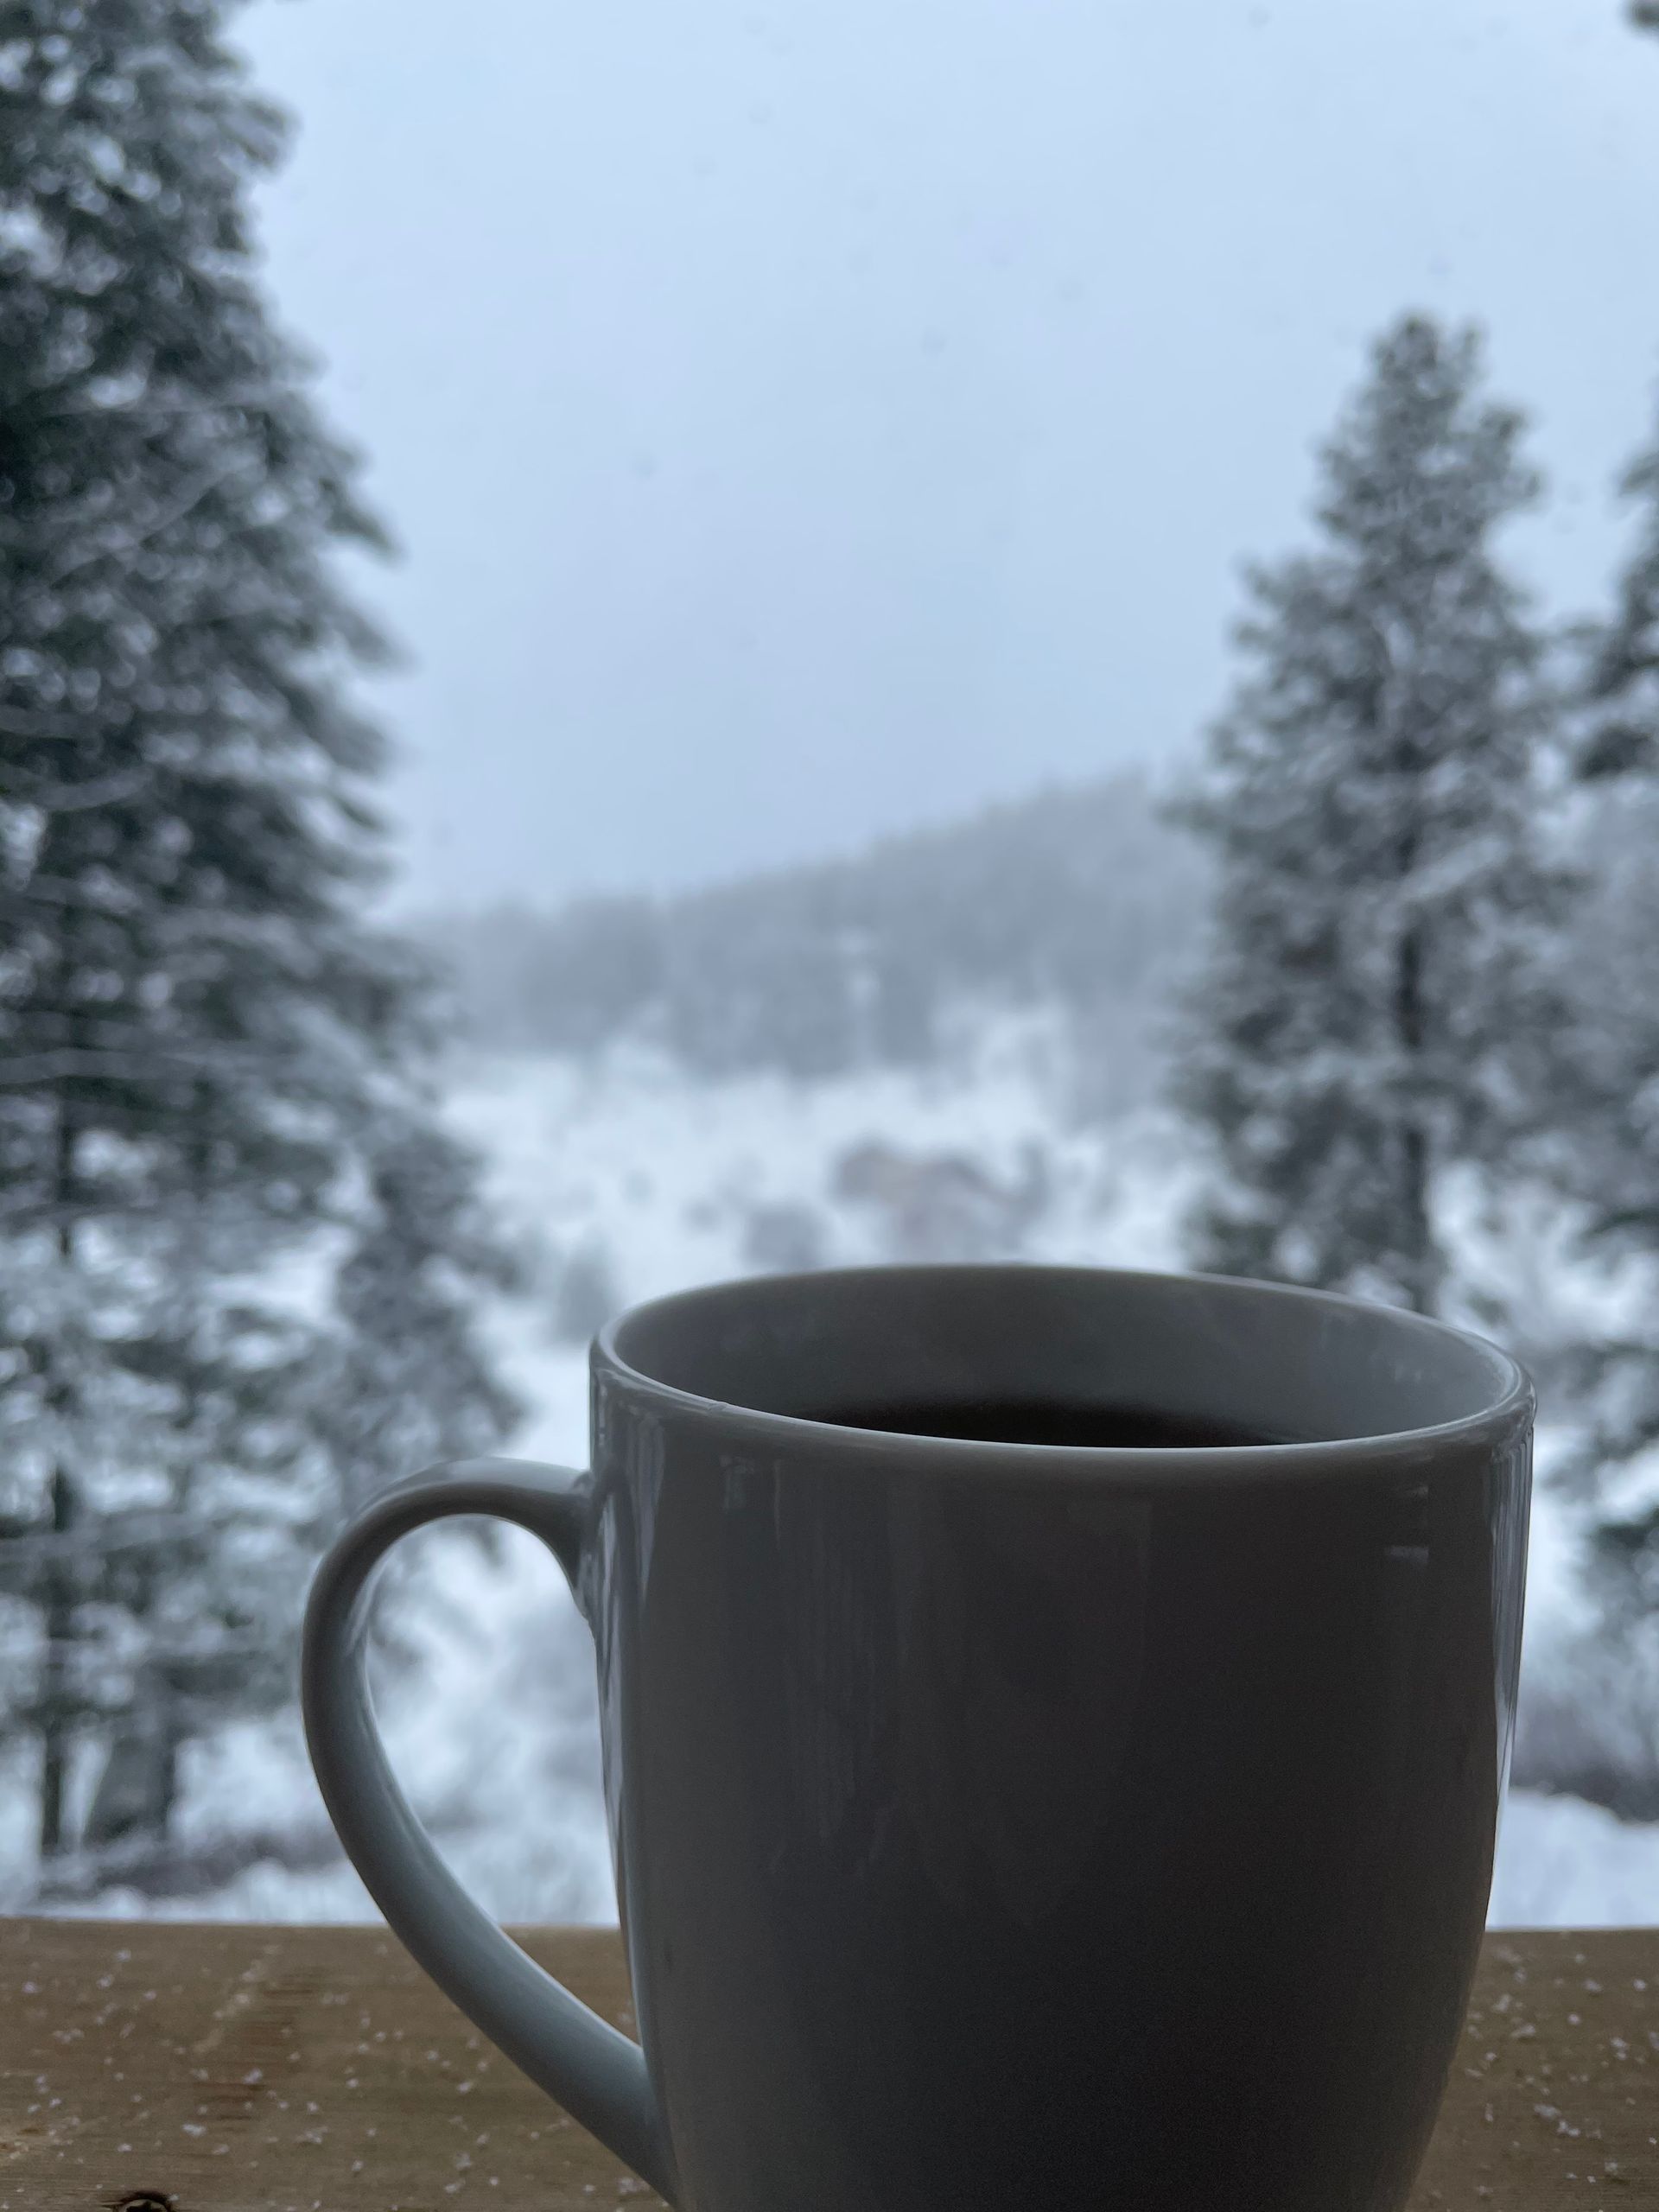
1562 399 1659 1606
1170 315 1563 1315
0 0 515 1871
296 1119 524 1524
1583 427 1659 785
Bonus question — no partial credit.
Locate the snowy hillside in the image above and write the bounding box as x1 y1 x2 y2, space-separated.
11 1027 1655 1929
424 772 1205 1111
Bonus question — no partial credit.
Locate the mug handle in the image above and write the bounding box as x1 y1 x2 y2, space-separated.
301 1457 677 2203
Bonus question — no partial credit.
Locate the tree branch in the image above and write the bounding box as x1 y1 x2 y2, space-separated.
3 454 265 621
0 769 147 813
33 385 288 423
0 702 95 741
0 1046 237 1088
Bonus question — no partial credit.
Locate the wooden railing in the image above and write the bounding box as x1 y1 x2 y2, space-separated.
3 1922 1656 2208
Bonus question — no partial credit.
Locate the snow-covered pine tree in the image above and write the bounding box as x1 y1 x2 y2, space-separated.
0 0 516 1871
1583 429 1659 786
1560 398 1659 1616
298 1119 524 1527
1169 315 1564 1315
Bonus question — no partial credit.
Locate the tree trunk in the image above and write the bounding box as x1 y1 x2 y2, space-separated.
84 1696 181 1856
1382 634 1440 1319
38 1465 76 1862
40 1100 80 1864
1393 922 1439 1316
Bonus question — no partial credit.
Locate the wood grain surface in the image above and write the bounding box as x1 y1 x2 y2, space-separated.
3 1920 1656 2210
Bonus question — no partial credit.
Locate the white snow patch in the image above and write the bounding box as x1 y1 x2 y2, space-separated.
1492 1793 1659 1929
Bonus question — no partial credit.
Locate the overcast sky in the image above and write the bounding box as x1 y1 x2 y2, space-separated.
236 0 1659 913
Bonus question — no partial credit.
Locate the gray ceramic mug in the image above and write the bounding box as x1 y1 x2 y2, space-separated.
302 1263 1532 2212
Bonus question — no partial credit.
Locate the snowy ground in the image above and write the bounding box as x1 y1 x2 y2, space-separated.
10 1024 1657 1927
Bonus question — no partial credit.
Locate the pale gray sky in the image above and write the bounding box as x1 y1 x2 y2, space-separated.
238 0 1659 912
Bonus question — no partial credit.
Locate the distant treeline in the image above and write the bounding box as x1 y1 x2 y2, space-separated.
420 773 1209 1103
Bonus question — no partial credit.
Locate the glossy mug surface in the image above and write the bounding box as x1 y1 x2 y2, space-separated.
303 1264 1533 2212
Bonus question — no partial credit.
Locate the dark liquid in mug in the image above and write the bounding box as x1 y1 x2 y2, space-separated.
824 1398 1287 1449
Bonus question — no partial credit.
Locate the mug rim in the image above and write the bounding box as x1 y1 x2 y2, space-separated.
594 1262 1535 1481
